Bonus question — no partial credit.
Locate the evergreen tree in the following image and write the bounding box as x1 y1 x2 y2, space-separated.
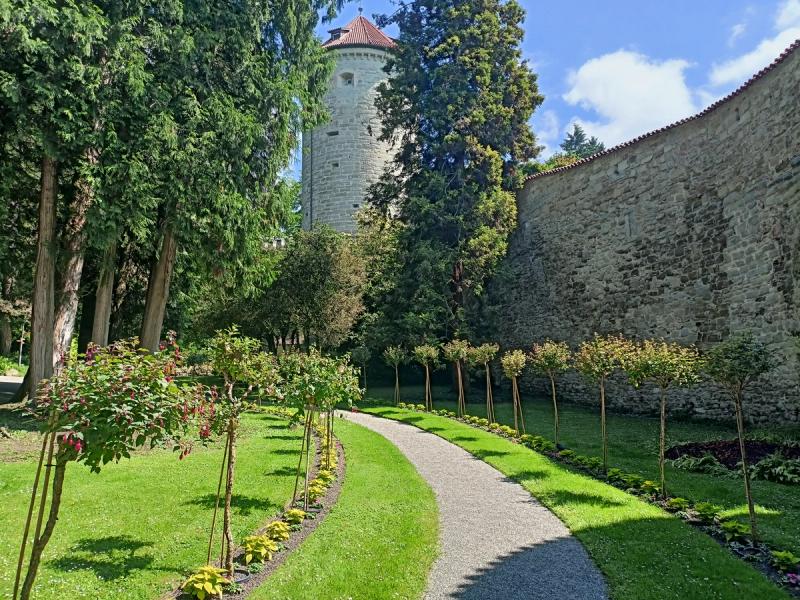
560 123 605 158
369 0 543 345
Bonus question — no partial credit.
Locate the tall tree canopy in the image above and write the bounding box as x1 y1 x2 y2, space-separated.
367 0 543 346
560 123 605 158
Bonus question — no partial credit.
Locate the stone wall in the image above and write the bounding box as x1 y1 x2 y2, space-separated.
493 43 800 424
301 47 395 233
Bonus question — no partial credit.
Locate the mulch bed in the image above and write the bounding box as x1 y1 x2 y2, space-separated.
665 439 800 469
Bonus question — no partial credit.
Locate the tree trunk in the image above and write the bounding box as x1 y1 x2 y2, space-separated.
424 365 431 410
550 373 559 447
222 418 237 575
456 361 465 417
485 363 494 423
734 389 758 542
91 241 117 346
600 377 608 473
20 456 67 600
0 312 11 356
140 226 177 352
28 156 58 398
394 365 400 404
659 387 667 498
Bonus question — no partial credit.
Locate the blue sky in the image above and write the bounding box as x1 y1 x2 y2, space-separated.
293 0 800 173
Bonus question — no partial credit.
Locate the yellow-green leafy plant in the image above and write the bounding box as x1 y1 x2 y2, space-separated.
383 345 407 405
465 343 499 424
575 334 634 473
306 480 327 502
413 344 440 411
500 350 526 435
771 550 800 573
625 339 702 498
181 565 231 599
706 332 774 542
284 509 306 524
443 339 471 417
529 340 571 446
242 535 278 564
316 469 335 484
265 520 291 542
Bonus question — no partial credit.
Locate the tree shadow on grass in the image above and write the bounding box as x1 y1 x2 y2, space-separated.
471 449 511 460
503 469 551 483
266 466 298 477
186 493 281 516
49 535 164 581
265 434 301 441
451 435 479 442
273 448 301 455
546 489 627 509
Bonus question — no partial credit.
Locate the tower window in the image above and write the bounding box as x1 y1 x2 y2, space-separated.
332 162 339 167
327 130 339 136
340 72 354 86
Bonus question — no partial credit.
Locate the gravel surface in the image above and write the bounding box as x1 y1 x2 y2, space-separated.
342 411 607 600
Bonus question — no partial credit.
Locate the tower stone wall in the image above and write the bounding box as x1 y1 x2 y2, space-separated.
301 46 395 232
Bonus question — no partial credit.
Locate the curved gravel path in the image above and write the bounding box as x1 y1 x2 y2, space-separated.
341 411 607 600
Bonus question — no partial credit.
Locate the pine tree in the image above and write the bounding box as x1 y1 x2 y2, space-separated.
560 123 605 158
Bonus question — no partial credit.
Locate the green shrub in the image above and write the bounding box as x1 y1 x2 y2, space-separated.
242 535 278 564
750 453 800 485
665 497 690 512
181 566 231 599
265 520 291 541
621 473 645 489
0 355 24 376
720 520 750 543
694 501 722 524
415 404 426 411
558 449 577 460
316 470 335 484
574 455 603 470
771 550 800 573
499 424 516 437
640 480 661 495
477 418 489 427
284 509 306 525
670 453 734 477
607 468 626 484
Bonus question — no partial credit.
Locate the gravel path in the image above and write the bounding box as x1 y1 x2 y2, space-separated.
341 411 607 600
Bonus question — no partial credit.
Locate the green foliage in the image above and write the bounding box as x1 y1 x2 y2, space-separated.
558 449 577 460
574 334 633 381
181 566 231 600
625 340 703 389
278 350 361 412
529 341 571 376
665 497 690 512
265 520 291 542
31 339 209 472
694 502 722 524
284 509 307 525
751 453 800 485
209 327 279 402
705 332 774 393
560 123 605 158
606 468 626 484
639 479 660 495
720 520 751 543
242 535 278 565
413 345 440 369
522 435 556 453
669 453 735 477
574 455 603 471
465 343 499 368
771 550 800 573
500 350 526 378
442 340 470 363
0 355 23 376
382 346 406 367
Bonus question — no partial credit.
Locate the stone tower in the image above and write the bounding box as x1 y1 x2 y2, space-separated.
301 14 397 233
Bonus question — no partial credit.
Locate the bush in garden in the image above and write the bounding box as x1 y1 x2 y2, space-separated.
209 326 280 574
181 565 231 599
529 340 571 446
706 332 774 542
16 339 209 600
284 509 307 524
625 339 702 498
413 344 440 411
501 350 527 435
383 346 407 405
665 497 690 512
574 334 633 473
771 550 800 573
265 520 291 541
242 535 278 564
443 339 470 417
750 453 800 485
693 502 722 524
720 519 750 543
465 343 499 424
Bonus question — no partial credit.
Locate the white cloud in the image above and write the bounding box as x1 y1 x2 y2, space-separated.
562 51 698 146
776 0 800 28
729 23 747 46
532 109 559 157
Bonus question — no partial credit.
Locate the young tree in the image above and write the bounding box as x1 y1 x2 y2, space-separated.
530 341 571 447
351 345 372 391
443 340 470 417
575 334 633 473
466 343 499 424
501 350 527 435
560 123 605 158
383 345 407 405
369 0 543 342
706 332 774 542
625 340 702 497
413 344 440 411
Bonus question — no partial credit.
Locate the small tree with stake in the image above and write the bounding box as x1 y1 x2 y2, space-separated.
625 340 702 498
413 344 440 411
383 346 407 405
575 334 633 473
443 340 470 417
706 332 774 542
351 345 371 392
529 341 571 447
501 350 527 435
208 327 279 575
466 343 499 424
14 338 208 600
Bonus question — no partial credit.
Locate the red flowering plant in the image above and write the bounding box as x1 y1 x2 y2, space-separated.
14 337 213 600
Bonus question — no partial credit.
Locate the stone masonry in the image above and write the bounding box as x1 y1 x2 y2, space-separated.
492 41 800 424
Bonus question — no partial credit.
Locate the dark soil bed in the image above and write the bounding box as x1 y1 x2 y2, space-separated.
666 439 800 469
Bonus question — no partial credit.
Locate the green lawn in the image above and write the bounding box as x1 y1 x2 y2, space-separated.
365 405 789 600
365 383 800 556
0 412 304 600
251 417 438 600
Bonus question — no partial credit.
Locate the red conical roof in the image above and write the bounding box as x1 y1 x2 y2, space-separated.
322 15 396 50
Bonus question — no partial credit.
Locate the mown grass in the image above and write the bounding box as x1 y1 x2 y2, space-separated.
0 412 303 599
365 405 789 600
365 383 800 556
250 417 438 600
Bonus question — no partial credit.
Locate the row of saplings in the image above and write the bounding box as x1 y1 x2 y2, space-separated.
12 327 360 600
383 332 799 583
